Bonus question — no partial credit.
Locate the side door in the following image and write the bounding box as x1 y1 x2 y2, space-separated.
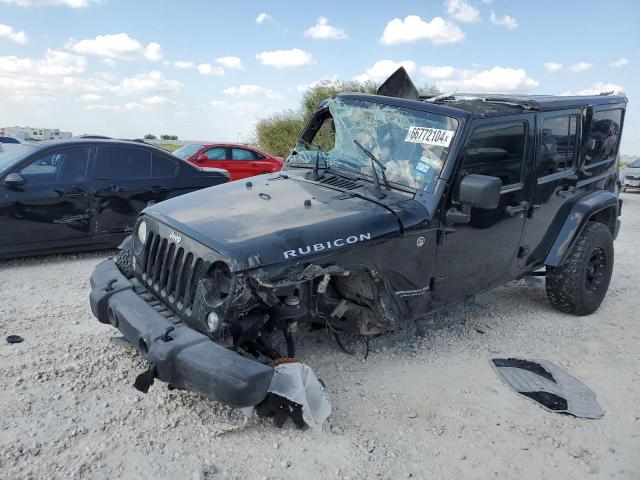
92 145 156 235
229 147 264 179
198 146 229 172
519 111 581 267
434 118 533 305
0 146 93 247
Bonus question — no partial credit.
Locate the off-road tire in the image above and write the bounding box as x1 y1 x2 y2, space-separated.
115 237 135 279
546 222 614 316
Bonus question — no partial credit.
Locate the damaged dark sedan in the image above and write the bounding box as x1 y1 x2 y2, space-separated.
0 139 229 259
90 69 625 428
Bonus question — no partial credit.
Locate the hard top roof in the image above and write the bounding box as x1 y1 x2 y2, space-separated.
337 92 627 119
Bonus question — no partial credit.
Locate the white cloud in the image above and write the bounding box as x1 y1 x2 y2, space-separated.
112 70 182 96
216 56 243 69
0 0 97 6
255 12 273 24
85 102 147 112
436 66 539 92
489 11 518 29
223 84 279 98
173 60 195 69
142 95 176 106
68 33 164 62
304 17 348 39
256 48 314 68
563 82 625 96
355 60 416 83
80 93 101 102
610 57 629 68
210 99 264 116
197 63 224 76
379 15 465 45
544 62 563 73
0 23 28 45
445 0 481 23
569 62 592 73
420 65 456 79
0 49 86 76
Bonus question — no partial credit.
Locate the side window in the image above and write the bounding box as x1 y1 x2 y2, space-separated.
202 147 226 160
462 123 526 187
20 148 90 184
585 109 623 165
537 115 578 178
254 151 267 160
152 153 177 177
312 117 336 152
96 147 151 179
231 148 255 160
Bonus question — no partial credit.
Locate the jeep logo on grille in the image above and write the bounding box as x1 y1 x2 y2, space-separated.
169 231 182 244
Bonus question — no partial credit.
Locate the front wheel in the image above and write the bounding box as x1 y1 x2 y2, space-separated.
545 222 614 316
115 236 135 279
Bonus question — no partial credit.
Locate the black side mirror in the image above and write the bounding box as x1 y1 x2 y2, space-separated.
458 174 502 209
3 172 26 189
446 174 502 224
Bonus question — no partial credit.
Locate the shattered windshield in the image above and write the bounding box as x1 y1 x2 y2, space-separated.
287 97 459 192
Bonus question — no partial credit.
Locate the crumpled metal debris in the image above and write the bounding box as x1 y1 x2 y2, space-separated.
264 362 332 430
491 358 604 419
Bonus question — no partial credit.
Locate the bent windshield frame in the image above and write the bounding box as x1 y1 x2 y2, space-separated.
287 97 459 193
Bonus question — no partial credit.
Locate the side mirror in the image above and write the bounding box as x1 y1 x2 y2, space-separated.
458 174 502 209
446 174 502 224
196 154 208 162
3 172 26 189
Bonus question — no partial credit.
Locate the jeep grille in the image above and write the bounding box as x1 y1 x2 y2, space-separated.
141 231 205 313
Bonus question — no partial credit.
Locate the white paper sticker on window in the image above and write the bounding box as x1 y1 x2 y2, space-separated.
405 126 455 147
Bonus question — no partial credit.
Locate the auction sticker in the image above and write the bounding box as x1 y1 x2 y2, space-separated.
405 126 454 147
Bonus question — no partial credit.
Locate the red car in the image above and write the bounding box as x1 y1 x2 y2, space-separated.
172 143 283 181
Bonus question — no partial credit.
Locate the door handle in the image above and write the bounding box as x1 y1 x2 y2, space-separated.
150 186 169 194
506 201 530 217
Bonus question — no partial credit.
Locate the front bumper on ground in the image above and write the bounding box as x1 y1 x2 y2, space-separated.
89 259 274 408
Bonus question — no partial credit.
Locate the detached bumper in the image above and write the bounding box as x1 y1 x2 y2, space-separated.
89 259 273 408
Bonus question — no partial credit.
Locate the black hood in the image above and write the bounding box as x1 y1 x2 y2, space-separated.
144 171 416 271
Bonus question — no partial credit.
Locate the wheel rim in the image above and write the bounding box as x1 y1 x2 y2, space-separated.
585 246 607 293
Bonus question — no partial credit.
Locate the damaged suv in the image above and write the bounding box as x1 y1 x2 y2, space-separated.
90 69 626 428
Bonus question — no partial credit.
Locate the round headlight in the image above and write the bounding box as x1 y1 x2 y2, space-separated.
137 220 147 244
206 311 220 332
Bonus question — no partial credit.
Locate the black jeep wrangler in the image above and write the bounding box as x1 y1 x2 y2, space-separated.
89 69 625 425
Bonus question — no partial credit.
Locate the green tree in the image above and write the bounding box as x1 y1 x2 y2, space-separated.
255 79 439 157
143 133 156 139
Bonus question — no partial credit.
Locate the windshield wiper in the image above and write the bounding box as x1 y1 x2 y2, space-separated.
353 140 389 199
311 146 325 180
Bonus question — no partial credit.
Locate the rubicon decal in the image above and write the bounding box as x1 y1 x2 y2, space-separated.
283 233 372 259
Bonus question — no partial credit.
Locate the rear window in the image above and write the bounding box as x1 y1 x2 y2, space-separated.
537 115 578 178
152 153 177 177
97 147 151 179
585 109 623 165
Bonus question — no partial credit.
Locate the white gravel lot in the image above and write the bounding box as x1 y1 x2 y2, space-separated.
1 193 639 480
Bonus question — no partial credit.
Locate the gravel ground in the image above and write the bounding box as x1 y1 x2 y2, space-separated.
1 193 639 480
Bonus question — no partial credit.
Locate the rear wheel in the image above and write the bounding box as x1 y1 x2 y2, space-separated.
545 222 614 315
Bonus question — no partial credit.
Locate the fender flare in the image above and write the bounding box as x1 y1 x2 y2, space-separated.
117 234 133 252
544 190 618 267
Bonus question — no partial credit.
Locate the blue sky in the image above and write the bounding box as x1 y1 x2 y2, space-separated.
1 0 639 153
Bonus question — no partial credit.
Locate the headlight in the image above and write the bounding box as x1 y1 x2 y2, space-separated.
137 220 147 244
206 311 220 332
